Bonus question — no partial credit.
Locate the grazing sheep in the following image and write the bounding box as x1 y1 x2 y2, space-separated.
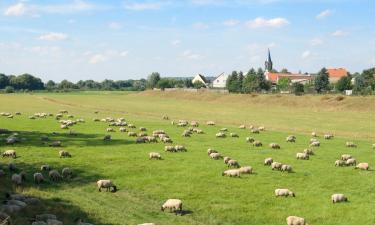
210 152 222 160
139 127 147 131
239 166 253 174
324 134 334 139
216 132 226 138
220 128 228 132
346 158 356 166
194 129 204 134
264 158 273 166
136 137 147 144
227 159 240 168
251 128 259 134
161 137 173 143
239 125 246 129
286 135 296 143
59 150 71 158
11 174 23 185
230 133 239 137
175 145 187 152
223 156 231 164
341 154 352 161
355 162 369 170
286 216 309 225
332 194 348 203
106 128 114 132
253 141 262 147
165 146 177 152
191 121 199 127
149 152 162 160
97 179 117 192
246 137 255 143
2 150 16 158
49 141 62 147
309 141 320 147
296 153 309 160
222 169 241 178
103 135 111 141
275 189 295 197
269 143 280 149
119 127 127 132
145 136 158 143
33 173 45 184
62 167 73 179
207 148 218 155
258 126 265 131
49 170 62 182
162 115 169 120
128 124 136 128
271 162 282 170
335 160 346 167
311 132 317 137
206 121 215 126
281 164 293 172
128 132 137 137
181 131 191 137
303 149 314 156
372 143 375 149
138 132 148 137
346 142 357 148
161 199 183 214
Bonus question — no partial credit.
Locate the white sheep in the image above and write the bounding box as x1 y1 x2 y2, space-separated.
296 152 309 160
286 216 309 225
355 162 369 170
216 132 226 138
206 121 215 126
223 156 231 164
281 164 292 172
2 150 16 158
161 199 182 214
33 173 45 184
341 154 352 161
271 162 282 170
275 189 295 197
324 134 334 139
269 143 280 149
346 142 357 148
311 132 317 137
239 166 253 174
165 146 176 152
222 169 240 178
331 193 348 203
97 179 117 192
238 125 245 129
227 159 240 168
49 170 62 182
286 135 296 142
149 152 162 160
335 160 346 167
246 137 255 143
253 141 262 147
59 150 71 158
346 158 356 166
175 145 187 152
230 133 239 137
309 141 320 147
264 158 273 166
210 152 222 160
303 149 314 156
62 167 73 179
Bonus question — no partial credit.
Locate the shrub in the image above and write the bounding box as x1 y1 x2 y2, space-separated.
4 86 14 93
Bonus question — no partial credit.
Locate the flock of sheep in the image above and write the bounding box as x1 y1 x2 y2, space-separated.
1 110 375 225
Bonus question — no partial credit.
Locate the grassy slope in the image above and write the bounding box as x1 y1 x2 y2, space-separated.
0 91 374 225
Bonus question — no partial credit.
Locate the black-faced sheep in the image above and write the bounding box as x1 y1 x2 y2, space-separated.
59 150 71 158
331 193 347 203
264 158 273 166
97 179 117 192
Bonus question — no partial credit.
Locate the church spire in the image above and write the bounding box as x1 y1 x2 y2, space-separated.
265 48 273 72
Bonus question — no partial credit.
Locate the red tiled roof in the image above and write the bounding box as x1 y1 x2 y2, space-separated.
327 68 348 78
267 73 313 82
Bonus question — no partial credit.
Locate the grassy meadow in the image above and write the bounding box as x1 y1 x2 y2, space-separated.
0 91 375 225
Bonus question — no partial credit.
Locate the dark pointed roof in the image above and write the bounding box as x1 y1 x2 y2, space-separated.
267 48 272 63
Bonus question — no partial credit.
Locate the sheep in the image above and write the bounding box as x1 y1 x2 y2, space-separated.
206 121 215 126
103 135 111 141
251 128 259 134
59 150 71 158
139 127 147 131
372 143 375 149
128 132 137 137
246 137 255 143
161 199 183 214
62 167 73 179
210 152 222 160
346 142 357 148
216 132 226 138
149 152 162 160
311 132 317 137
49 170 62 182
181 131 191 137
175 145 187 152
165 146 176 152
253 141 262 147
230 133 239 137
2 150 16 158
222 169 241 178
269 143 280 149
332 193 348 203
106 128 114 132
227 159 240 168
264 158 273 166
239 125 246 129
324 134 334 139
11 174 23 185
145 136 158 143
220 128 228 132
239 166 253 174
271 162 282 170
275 189 295 197
346 158 356 166
136 137 147 144
97 179 117 192
341 154 352 161
34 173 45 184
49 141 62 147
223 156 231 164
194 129 204 134
296 152 309 160
286 216 309 225
119 127 127 132
355 162 369 170
138 132 148 137
309 141 320 147
335 160 346 167
207 148 218 156
128 124 136 128
191 121 199 127
161 137 173 143
281 164 293 172
162 115 169 120
303 149 314 156
286 135 296 142
258 126 265 131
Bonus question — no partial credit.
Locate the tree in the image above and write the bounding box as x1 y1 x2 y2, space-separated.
226 71 241 93
277 77 291 91
292 83 304 96
183 79 193 88
58 80 76 90
0 74 9 89
147 72 161 89
335 76 352 92
4 86 14 93
314 68 330 93
193 81 206 89
280 68 291 74
157 78 174 90
45 80 56 90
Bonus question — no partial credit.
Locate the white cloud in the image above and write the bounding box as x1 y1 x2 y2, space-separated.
193 22 209 29
27 46 61 55
246 17 289 28
124 2 162 10
4 3 27 16
302 50 311 59
332 30 348 37
310 38 323 46
223 19 240 27
89 54 107 64
316 9 333 20
120 51 129 57
182 50 203 60
171 40 181 46
108 22 122 30
39 32 68 41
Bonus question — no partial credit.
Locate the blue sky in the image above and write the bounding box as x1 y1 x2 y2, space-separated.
0 0 374 81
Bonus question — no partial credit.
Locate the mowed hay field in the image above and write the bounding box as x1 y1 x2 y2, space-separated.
0 91 375 225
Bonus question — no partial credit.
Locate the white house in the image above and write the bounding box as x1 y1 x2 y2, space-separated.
212 72 228 88
192 74 208 87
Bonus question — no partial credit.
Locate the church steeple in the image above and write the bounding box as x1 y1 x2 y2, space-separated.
265 48 273 72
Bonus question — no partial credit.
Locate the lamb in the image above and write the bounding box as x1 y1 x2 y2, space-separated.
223 156 231 164
309 141 320 147
253 141 262 147
269 143 280 149
222 169 241 178
346 142 357 148
296 152 309 160
271 162 282 170
216 132 226 138
346 158 356 166
341 154 352 161
324 134 334 139
97 179 117 192
210 152 222 160
332 193 348 203
49 170 62 182
275 189 295 197
62 167 73 179
227 159 240 168
335 160 346 167
207 148 218 155
149 152 162 160
264 158 273 166
246 137 255 143
303 149 314 156
286 216 309 225
2 150 16 158
281 164 293 172
239 166 253 174
286 135 296 142
165 146 176 152
59 150 72 158
230 133 239 138
161 199 183 214
355 162 369 170
33 173 45 184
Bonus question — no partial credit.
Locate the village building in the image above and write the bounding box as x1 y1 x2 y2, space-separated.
212 72 228 88
327 68 348 83
192 74 209 87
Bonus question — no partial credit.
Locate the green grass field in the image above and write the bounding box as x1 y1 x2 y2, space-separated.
0 91 375 225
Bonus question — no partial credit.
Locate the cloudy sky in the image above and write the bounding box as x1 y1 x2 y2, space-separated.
0 0 374 81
